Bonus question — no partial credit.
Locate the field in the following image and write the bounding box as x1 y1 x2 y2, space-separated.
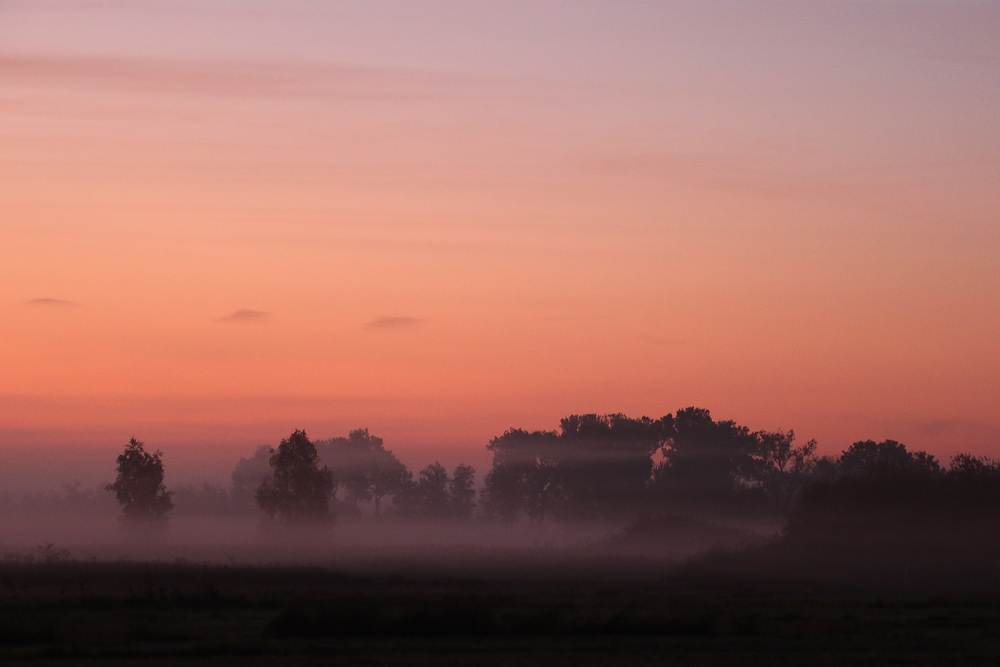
3 556 1000 666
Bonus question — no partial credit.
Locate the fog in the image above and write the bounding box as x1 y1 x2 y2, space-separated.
3 413 999 595
0 506 764 580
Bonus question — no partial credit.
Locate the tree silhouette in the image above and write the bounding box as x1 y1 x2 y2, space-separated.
448 464 477 519
106 437 173 524
784 439 947 540
739 429 817 511
392 462 478 519
838 439 940 477
651 407 754 509
556 414 665 519
255 430 335 522
483 428 561 522
418 462 451 517
231 444 274 513
315 429 409 514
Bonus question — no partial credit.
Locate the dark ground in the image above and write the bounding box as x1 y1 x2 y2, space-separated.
2 558 1000 665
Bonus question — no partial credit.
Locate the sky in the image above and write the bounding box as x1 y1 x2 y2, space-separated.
1 0 998 489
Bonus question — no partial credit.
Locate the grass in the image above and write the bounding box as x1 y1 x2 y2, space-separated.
2 558 1000 665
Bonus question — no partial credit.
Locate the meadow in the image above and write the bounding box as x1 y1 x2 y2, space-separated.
3 538 1000 666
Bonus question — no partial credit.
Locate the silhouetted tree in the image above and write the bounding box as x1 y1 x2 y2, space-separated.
556 413 666 519
368 451 411 515
417 462 451 517
481 463 525 521
315 429 409 513
393 462 477 519
483 428 562 522
483 415 666 521
651 407 754 509
448 464 477 519
255 430 335 522
838 439 940 477
231 445 274 513
739 429 817 511
785 439 945 540
106 437 174 524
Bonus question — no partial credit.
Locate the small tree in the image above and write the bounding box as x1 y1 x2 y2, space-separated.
315 428 409 513
255 430 335 522
231 445 274 513
739 430 817 511
393 462 453 518
418 462 451 517
106 437 173 524
449 464 477 519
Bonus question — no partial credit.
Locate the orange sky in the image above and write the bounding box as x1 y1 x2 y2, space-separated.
1 1 998 487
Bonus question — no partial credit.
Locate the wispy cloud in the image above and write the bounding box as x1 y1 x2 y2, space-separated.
0 55 498 103
218 309 269 323
23 297 79 307
365 316 427 331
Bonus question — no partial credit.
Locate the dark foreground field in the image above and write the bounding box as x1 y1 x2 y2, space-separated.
3 558 1000 666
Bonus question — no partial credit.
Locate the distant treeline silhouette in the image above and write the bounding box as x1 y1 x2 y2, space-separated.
50 407 1000 531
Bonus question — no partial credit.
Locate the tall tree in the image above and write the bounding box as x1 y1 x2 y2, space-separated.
838 440 940 477
556 414 666 519
483 428 561 522
106 437 174 524
368 449 411 515
651 407 755 508
255 430 335 522
739 429 817 511
483 416 666 522
416 462 451 518
448 464 477 519
316 428 409 513
231 445 275 513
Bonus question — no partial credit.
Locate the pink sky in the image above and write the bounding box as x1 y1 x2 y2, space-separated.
1 1 998 488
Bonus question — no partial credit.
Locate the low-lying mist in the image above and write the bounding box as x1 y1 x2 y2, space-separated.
0 508 767 579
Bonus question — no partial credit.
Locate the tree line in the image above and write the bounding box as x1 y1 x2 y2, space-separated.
105 408 999 528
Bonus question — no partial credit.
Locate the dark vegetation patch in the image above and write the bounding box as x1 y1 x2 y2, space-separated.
597 513 764 557
2 561 1000 664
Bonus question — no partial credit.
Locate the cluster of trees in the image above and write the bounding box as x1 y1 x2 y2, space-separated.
232 429 477 522
481 409 818 521
103 409 999 531
786 440 1000 540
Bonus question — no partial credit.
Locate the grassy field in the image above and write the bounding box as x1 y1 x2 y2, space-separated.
2 557 1000 665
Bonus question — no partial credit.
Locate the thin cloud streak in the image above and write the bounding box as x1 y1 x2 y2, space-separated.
218 309 269 323
23 297 79 307
366 316 427 331
0 55 500 103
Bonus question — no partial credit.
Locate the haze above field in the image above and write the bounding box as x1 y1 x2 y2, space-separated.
2 1 998 479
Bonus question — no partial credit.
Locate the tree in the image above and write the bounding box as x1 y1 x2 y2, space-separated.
556 413 665 519
106 437 174 524
651 407 755 509
838 439 940 477
231 445 274 513
393 462 477 519
449 464 477 519
255 430 335 522
483 428 562 522
739 429 817 511
482 415 666 522
416 462 451 518
315 428 410 514
368 450 411 515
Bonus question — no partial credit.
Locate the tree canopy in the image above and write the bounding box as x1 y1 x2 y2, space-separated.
255 430 335 522
106 437 174 524
315 429 410 514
